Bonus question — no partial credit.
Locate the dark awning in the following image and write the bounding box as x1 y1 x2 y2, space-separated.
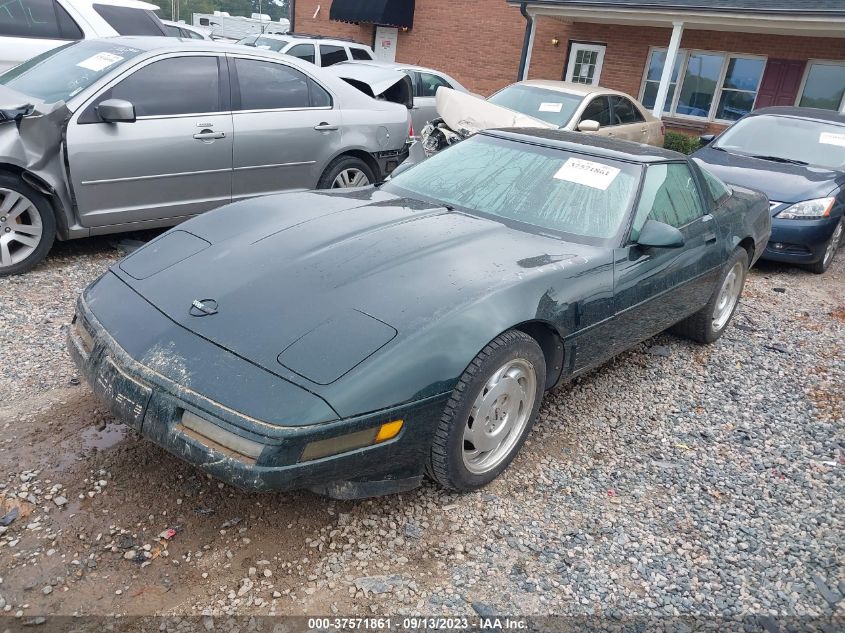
329 0 415 29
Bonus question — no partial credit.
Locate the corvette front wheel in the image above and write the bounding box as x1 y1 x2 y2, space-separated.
426 330 546 491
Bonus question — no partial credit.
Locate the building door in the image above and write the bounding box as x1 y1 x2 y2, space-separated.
755 59 806 108
565 43 606 85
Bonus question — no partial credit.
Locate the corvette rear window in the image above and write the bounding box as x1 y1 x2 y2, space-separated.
386 135 641 240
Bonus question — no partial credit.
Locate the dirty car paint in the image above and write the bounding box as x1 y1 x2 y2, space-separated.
69 129 770 497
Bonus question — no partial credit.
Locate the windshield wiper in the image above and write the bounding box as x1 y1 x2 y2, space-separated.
749 154 809 166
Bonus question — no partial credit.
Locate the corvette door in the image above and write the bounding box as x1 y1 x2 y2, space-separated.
611 162 723 351
229 56 341 197
66 54 232 228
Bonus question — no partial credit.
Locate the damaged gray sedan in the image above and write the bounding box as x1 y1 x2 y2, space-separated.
0 37 413 275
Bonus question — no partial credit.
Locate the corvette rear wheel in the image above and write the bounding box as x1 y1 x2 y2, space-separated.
671 247 748 344
0 174 56 277
427 330 546 491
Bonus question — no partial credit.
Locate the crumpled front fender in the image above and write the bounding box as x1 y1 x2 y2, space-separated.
0 87 74 232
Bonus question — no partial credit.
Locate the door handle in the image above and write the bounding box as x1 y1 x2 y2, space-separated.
705 234 717 244
193 130 226 140
314 122 338 131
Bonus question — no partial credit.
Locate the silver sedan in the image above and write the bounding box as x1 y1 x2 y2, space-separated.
0 37 413 275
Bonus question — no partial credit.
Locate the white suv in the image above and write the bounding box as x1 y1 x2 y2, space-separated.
236 33 375 67
0 0 167 72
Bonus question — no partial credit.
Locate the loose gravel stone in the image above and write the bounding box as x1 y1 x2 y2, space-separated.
0 234 842 620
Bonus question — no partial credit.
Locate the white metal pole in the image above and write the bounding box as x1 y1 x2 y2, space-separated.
652 21 684 118
521 14 537 81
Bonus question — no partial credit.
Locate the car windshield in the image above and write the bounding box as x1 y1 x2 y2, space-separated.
487 85 583 127
385 135 641 241
713 115 845 170
254 37 288 51
0 40 142 104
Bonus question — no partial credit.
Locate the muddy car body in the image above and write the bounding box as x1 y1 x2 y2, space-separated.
70 129 770 499
0 37 412 275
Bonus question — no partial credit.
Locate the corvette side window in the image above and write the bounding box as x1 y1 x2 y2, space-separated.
698 164 732 205
631 163 706 239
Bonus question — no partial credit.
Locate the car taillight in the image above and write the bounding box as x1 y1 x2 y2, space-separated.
408 115 414 139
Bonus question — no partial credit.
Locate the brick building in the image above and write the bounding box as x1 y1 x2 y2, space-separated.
292 0 845 134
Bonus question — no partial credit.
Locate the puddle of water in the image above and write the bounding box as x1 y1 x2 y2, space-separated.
55 423 128 472
81 422 127 451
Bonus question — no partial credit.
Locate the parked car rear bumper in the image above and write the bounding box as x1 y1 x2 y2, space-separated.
761 215 841 264
68 292 445 499
373 146 411 181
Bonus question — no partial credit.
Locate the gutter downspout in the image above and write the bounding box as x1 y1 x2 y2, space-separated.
517 2 534 81
289 0 296 32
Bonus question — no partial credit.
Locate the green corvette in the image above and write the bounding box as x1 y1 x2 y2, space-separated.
69 129 771 498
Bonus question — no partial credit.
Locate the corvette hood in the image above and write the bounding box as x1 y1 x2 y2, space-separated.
115 189 597 389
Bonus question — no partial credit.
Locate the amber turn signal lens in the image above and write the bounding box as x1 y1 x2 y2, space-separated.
375 419 404 443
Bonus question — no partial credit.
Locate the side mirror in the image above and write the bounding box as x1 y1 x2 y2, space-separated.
577 119 601 132
97 99 136 123
636 219 685 249
699 134 715 146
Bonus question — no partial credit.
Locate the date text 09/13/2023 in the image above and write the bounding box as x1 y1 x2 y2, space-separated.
306 617 528 630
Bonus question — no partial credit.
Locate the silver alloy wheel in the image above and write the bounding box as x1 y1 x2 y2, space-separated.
331 168 370 189
0 188 42 269
822 220 843 269
462 358 537 475
712 260 744 332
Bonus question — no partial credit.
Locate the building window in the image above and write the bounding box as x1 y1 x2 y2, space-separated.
640 48 765 122
798 61 845 112
642 49 683 114
716 57 766 121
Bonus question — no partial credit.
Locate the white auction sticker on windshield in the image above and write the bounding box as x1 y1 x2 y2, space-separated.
554 157 620 190
820 132 845 148
538 102 563 113
76 52 124 72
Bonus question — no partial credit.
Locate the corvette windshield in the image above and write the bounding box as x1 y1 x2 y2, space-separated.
385 135 641 240
0 40 142 104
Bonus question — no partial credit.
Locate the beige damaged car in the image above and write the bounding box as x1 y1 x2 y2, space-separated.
420 80 664 156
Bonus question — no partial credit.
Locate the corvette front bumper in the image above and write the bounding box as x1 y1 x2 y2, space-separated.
68 281 447 499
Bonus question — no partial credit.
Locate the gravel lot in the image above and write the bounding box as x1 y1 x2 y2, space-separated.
0 237 843 626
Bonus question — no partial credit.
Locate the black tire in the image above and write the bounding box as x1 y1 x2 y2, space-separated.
671 248 749 344
807 217 843 274
426 330 546 492
316 155 376 190
0 172 56 277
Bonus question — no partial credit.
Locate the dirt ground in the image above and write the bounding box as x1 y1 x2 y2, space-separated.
0 236 843 626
